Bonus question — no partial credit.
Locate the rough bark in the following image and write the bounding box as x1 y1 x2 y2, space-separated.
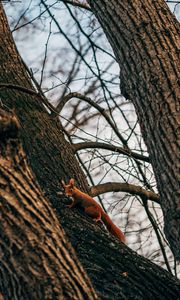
0 2 90 197
87 0 180 260
0 109 98 299
0 3 180 300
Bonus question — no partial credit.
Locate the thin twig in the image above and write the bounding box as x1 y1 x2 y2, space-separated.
141 196 172 274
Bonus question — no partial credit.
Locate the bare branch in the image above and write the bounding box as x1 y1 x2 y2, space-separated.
73 141 150 163
90 182 160 204
55 92 127 145
41 0 100 82
0 83 58 115
141 197 172 273
39 20 52 88
58 92 154 191
58 0 92 11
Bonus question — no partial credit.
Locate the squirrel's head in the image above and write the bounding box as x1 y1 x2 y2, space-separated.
62 178 75 196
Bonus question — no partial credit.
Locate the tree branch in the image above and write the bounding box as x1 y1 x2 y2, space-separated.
90 182 160 204
58 0 92 11
73 141 150 163
55 92 127 145
141 196 172 274
0 83 58 115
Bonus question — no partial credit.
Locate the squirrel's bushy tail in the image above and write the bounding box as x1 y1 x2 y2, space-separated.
102 212 126 243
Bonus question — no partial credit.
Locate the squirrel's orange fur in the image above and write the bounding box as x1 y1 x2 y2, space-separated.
62 179 126 243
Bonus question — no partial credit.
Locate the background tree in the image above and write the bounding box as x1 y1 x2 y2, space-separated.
87 0 180 261
0 1 180 299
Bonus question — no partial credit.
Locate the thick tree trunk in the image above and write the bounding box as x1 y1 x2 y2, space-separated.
0 109 97 299
0 2 90 197
0 3 180 300
87 0 180 260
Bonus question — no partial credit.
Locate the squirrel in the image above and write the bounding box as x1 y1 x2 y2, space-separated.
62 178 126 243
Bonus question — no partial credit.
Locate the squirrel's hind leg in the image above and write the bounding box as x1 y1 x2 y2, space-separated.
84 207 101 222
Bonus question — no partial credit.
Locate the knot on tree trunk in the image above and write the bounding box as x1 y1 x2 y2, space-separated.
0 108 20 140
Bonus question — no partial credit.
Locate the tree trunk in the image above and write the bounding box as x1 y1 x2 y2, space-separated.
0 109 97 299
0 3 180 299
87 0 180 260
0 2 91 196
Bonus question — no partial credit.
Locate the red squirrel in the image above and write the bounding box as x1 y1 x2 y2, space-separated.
62 178 126 243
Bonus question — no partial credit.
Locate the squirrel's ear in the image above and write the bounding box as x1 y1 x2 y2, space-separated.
61 180 66 188
69 178 75 187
